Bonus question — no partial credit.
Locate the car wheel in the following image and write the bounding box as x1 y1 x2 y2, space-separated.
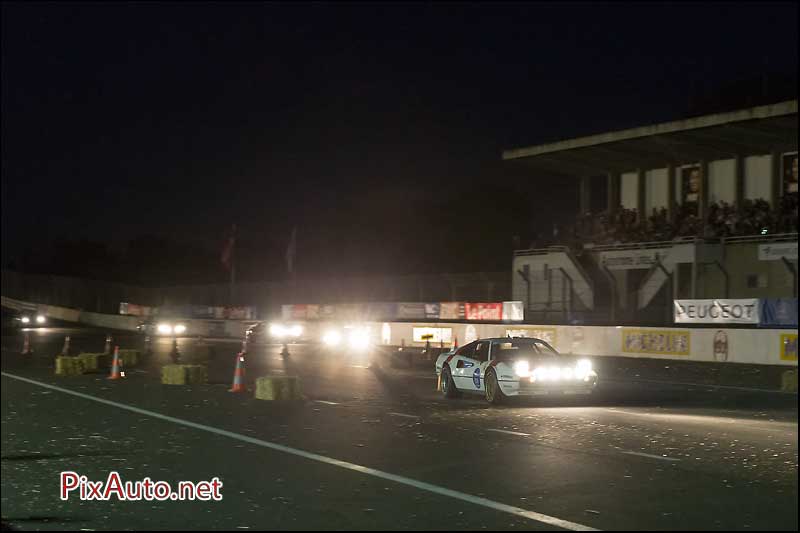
485 369 505 405
441 366 460 398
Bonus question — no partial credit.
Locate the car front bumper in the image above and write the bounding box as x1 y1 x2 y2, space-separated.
499 374 598 396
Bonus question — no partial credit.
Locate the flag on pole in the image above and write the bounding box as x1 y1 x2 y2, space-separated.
221 224 236 271
286 227 297 274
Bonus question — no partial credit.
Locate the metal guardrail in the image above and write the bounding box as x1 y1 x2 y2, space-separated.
721 232 798 245
582 236 703 252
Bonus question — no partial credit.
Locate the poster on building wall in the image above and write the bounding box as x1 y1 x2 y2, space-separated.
783 152 798 195
622 328 690 356
680 165 702 216
780 333 798 361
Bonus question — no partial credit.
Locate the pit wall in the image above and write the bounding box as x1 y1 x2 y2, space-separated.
366 322 797 367
2 297 796 367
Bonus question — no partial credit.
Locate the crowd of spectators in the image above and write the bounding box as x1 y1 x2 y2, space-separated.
553 193 797 248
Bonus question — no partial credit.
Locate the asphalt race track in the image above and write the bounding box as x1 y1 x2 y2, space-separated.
1 326 797 531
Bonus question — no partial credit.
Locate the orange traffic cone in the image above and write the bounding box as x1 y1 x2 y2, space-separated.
61 336 71 356
108 346 124 380
229 352 245 392
22 332 33 355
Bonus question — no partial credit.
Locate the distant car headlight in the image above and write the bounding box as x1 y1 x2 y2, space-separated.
21 316 30 324
547 366 561 381
289 324 303 337
36 315 46 324
514 360 530 377
157 323 173 335
173 324 187 335
322 330 342 346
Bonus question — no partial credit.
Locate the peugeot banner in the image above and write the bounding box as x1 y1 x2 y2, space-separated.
674 299 760 324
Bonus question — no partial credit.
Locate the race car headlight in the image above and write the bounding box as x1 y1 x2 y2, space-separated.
288 325 303 337
36 315 46 324
21 316 30 324
348 328 370 350
575 359 592 379
157 323 173 335
322 330 342 346
269 324 287 337
547 366 561 381
514 360 530 377
173 324 187 335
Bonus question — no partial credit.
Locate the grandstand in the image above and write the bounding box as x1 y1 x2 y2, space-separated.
504 100 798 325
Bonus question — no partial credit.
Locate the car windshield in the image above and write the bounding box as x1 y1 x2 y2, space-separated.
492 339 559 358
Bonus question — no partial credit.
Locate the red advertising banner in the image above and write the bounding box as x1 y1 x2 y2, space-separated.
465 303 502 321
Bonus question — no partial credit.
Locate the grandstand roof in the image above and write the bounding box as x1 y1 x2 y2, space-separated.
502 100 798 176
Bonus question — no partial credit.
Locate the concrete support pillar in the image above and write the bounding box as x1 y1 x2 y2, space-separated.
579 176 591 214
667 165 677 221
735 154 745 206
699 159 709 221
771 150 781 206
607 173 620 214
637 169 646 220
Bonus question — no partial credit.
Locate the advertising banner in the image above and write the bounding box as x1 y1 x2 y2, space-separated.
505 327 557 346
758 242 798 261
412 327 453 344
597 249 671 270
364 302 396 320
439 302 465 320
674 299 759 324
502 301 524 321
465 302 502 321
780 333 798 361
396 302 426 320
622 328 690 356
761 299 798 327
424 303 441 319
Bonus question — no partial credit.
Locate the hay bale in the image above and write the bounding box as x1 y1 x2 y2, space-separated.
255 376 302 401
184 364 207 384
118 349 139 367
76 353 101 373
55 356 85 376
161 364 207 385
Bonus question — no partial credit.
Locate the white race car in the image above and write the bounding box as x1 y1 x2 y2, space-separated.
435 337 598 404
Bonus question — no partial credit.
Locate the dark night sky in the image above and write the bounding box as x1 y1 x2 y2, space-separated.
2 2 797 281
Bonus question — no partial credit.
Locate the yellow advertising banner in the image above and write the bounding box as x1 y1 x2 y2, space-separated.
622 328 690 356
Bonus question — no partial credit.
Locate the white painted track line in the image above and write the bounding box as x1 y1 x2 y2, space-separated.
2 372 599 532
488 428 531 437
623 451 680 462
